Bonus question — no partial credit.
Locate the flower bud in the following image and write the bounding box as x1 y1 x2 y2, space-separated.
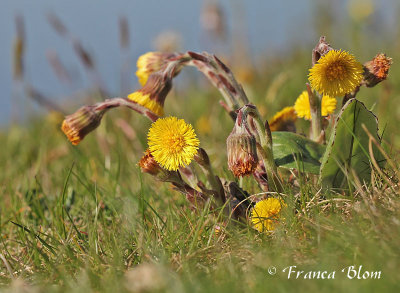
136 51 178 86
138 149 182 183
227 113 258 177
139 149 163 176
363 53 392 87
127 72 172 117
61 105 104 145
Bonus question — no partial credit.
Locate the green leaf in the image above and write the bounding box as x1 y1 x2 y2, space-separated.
272 131 326 174
320 99 384 189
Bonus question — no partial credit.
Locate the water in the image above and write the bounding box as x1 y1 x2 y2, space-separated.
0 0 396 126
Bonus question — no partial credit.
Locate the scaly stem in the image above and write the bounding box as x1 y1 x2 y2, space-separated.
194 148 226 205
242 105 283 193
184 51 249 114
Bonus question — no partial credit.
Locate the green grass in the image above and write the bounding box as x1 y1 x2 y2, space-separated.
1 50 400 292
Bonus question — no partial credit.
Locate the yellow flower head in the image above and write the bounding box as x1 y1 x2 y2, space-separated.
269 106 297 132
251 198 284 232
309 49 363 97
128 91 164 116
196 115 212 135
348 0 374 22
62 120 81 145
148 117 200 171
128 72 172 117
294 91 337 120
136 51 176 86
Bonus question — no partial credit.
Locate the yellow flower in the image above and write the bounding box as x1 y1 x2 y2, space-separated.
251 198 284 232
62 120 81 145
348 0 374 22
269 106 297 132
128 91 164 116
127 72 172 117
195 115 212 135
136 52 162 86
136 52 177 86
148 117 200 171
309 49 363 97
294 91 337 120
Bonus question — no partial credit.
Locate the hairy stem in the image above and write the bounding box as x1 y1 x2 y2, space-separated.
307 84 322 141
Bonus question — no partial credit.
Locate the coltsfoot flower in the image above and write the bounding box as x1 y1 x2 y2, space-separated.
251 198 284 232
309 49 363 97
195 115 212 135
148 117 199 171
128 72 172 117
269 106 297 132
294 91 337 120
136 51 177 86
61 105 104 145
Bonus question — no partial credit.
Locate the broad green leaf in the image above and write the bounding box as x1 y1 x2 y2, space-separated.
272 131 326 174
320 99 384 189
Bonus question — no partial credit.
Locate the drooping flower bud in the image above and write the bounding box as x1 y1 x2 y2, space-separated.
139 149 163 176
138 149 206 206
127 72 172 117
136 51 179 86
138 149 182 183
227 110 258 177
363 53 393 88
61 105 104 145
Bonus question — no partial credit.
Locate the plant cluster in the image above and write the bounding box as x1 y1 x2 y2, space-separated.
62 37 392 233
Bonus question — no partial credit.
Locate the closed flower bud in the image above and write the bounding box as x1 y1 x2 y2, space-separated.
227 113 258 177
363 53 392 87
138 149 182 183
127 72 172 117
61 105 104 145
139 149 163 176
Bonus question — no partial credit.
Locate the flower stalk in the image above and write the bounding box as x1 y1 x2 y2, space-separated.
185 51 249 116
139 150 206 207
61 97 159 144
307 84 323 141
194 148 226 204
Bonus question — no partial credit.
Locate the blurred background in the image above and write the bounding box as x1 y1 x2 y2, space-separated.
1 0 399 129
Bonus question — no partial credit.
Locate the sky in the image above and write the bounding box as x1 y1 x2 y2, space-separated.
0 0 396 126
